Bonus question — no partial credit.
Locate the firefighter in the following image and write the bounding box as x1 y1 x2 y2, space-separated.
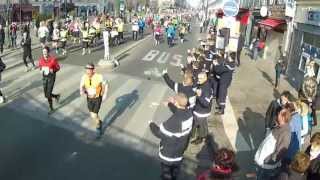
191 72 213 145
213 52 236 115
162 69 196 109
149 93 193 180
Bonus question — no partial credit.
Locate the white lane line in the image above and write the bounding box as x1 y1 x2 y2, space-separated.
221 96 252 152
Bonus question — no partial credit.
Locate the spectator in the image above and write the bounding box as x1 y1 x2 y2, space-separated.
0 24 5 54
284 102 302 164
9 22 17 48
255 108 292 180
275 59 284 89
277 152 310 180
197 148 238 180
305 132 320 180
265 91 295 134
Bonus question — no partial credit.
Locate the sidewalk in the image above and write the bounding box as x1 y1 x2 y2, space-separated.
181 42 300 179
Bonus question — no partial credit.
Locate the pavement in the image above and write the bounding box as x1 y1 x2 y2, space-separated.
0 22 314 180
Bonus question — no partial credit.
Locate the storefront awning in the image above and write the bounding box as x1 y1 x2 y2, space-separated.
258 18 286 29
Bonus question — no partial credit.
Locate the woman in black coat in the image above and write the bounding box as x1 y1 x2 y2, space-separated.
305 132 320 180
0 24 5 54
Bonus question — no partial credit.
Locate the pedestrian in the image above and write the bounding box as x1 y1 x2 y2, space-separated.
284 102 302 165
305 132 320 180
236 34 244 66
38 46 61 114
0 24 5 54
275 59 284 89
9 22 17 49
265 90 294 134
80 63 108 135
138 17 145 38
116 19 124 43
59 26 68 56
21 32 36 72
81 22 91 55
154 23 162 45
197 148 238 180
132 19 139 41
52 23 60 54
0 57 6 103
149 93 193 180
191 72 213 145
38 21 49 48
277 152 310 180
255 108 292 180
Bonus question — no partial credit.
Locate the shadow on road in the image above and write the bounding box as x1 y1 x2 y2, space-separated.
101 89 139 133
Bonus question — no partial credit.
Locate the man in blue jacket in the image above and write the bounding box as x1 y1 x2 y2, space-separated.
138 17 145 38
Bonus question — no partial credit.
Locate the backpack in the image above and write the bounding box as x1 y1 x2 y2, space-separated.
0 58 6 72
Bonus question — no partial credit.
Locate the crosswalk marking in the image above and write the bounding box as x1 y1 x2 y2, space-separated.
221 96 252 152
123 84 167 139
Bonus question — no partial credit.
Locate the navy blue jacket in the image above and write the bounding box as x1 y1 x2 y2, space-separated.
193 81 213 118
150 103 193 165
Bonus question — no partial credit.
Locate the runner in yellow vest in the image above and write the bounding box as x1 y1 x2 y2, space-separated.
80 63 108 135
88 25 97 47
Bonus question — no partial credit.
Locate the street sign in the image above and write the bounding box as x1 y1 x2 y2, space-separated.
222 0 239 17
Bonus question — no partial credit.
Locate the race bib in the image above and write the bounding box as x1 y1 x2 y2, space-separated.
87 88 96 96
42 67 50 75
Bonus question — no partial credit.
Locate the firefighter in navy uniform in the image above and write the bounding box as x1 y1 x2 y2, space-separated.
192 72 213 145
213 52 236 115
149 93 193 180
162 69 196 109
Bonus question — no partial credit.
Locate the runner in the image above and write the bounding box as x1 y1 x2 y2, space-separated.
81 22 91 55
21 31 36 72
59 26 68 56
38 21 49 48
80 63 108 135
38 46 61 114
52 23 60 54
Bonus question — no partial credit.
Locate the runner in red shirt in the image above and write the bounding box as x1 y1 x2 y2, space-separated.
38 46 61 114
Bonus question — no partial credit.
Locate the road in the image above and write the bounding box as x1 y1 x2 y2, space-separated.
0 24 204 180
0 22 273 180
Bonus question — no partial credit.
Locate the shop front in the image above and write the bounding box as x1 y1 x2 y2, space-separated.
286 1 320 89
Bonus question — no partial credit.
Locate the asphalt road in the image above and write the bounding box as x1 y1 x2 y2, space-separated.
0 25 202 180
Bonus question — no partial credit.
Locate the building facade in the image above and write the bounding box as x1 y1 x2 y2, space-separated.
286 0 320 89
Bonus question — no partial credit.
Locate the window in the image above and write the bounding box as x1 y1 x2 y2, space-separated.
299 52 310 72
304 32 320 48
